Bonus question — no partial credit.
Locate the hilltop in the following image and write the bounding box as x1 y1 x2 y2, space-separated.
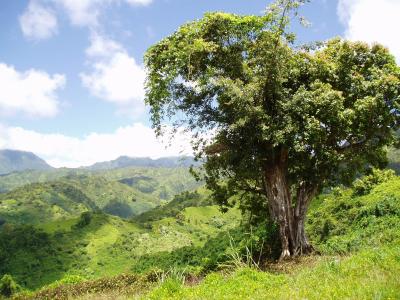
0 150 52 175
86 156 196 170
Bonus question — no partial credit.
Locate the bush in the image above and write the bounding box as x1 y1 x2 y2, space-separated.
0 274 20 298
353 169 395 196
74 212 92 228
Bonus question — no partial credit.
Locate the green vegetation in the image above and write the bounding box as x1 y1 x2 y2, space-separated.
141 174 400 299
146 245 400 300
0 171 397 299
0 274 20 298
133 190 213 223
0 187 240 290
0 181 98 224
0 165 198 198
0 167 200 223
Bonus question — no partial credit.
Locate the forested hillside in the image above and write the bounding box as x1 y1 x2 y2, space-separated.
1 170 399 299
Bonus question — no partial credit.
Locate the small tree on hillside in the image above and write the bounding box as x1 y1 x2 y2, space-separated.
144 0 400 259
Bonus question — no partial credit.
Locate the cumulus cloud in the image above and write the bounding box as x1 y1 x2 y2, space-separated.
85 33 124 58
81 34 146 114
338 0 400 62
53 0 106 27
0 123 192 168
19 0 58 40
20 0 153 34
0 63 65 117
56 0 153 27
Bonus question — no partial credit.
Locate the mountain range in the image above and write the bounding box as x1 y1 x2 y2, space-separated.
86 155 196 170
0 149 197 175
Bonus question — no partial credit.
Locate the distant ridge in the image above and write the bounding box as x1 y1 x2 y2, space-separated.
86 156 196 170
0 149 53 175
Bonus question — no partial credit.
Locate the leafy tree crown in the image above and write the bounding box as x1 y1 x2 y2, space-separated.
145 1 400 213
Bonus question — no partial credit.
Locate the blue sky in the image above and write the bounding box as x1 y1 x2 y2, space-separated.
0 0 399 167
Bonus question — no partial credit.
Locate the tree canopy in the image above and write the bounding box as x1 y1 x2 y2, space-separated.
144 0 400 259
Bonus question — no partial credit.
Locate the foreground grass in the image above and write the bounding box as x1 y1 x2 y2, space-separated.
144 244 400 300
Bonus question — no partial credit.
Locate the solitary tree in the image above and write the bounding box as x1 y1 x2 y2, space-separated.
144 0 400 259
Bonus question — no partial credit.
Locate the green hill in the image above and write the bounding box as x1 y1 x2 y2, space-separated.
0 190 240 290
0 181 98 224
0 167 200 202
87 156 196 170
7 173 400 299
0 174 166 224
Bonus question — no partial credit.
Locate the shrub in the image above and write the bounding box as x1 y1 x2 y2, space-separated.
0 274 20 298
353 169 395 196
74 212 92 228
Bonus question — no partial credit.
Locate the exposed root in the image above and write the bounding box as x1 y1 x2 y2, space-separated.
279 249 291 261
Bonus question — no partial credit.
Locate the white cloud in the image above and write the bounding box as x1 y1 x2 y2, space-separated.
85 33 124 58
53 0 106 27
125 0 153 6
57 0 154 27
19 0 58 40
81 34 146 114
0 123 192 168
0 63 65 117
338 0 400 62
20 0 153 31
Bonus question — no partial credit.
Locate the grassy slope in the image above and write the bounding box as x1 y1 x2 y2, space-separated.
146 245 400 299
142 177 400 299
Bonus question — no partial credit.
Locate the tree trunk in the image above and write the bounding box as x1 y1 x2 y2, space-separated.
264 149 295 260
293 182 318 256
263 150 317 260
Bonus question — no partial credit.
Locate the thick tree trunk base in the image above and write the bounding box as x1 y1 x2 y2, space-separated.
263 149 318 261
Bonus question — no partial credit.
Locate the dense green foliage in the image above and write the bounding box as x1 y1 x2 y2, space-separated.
0 182 98 224
0 274 20 298
308 176 400 254
143 174 400 299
